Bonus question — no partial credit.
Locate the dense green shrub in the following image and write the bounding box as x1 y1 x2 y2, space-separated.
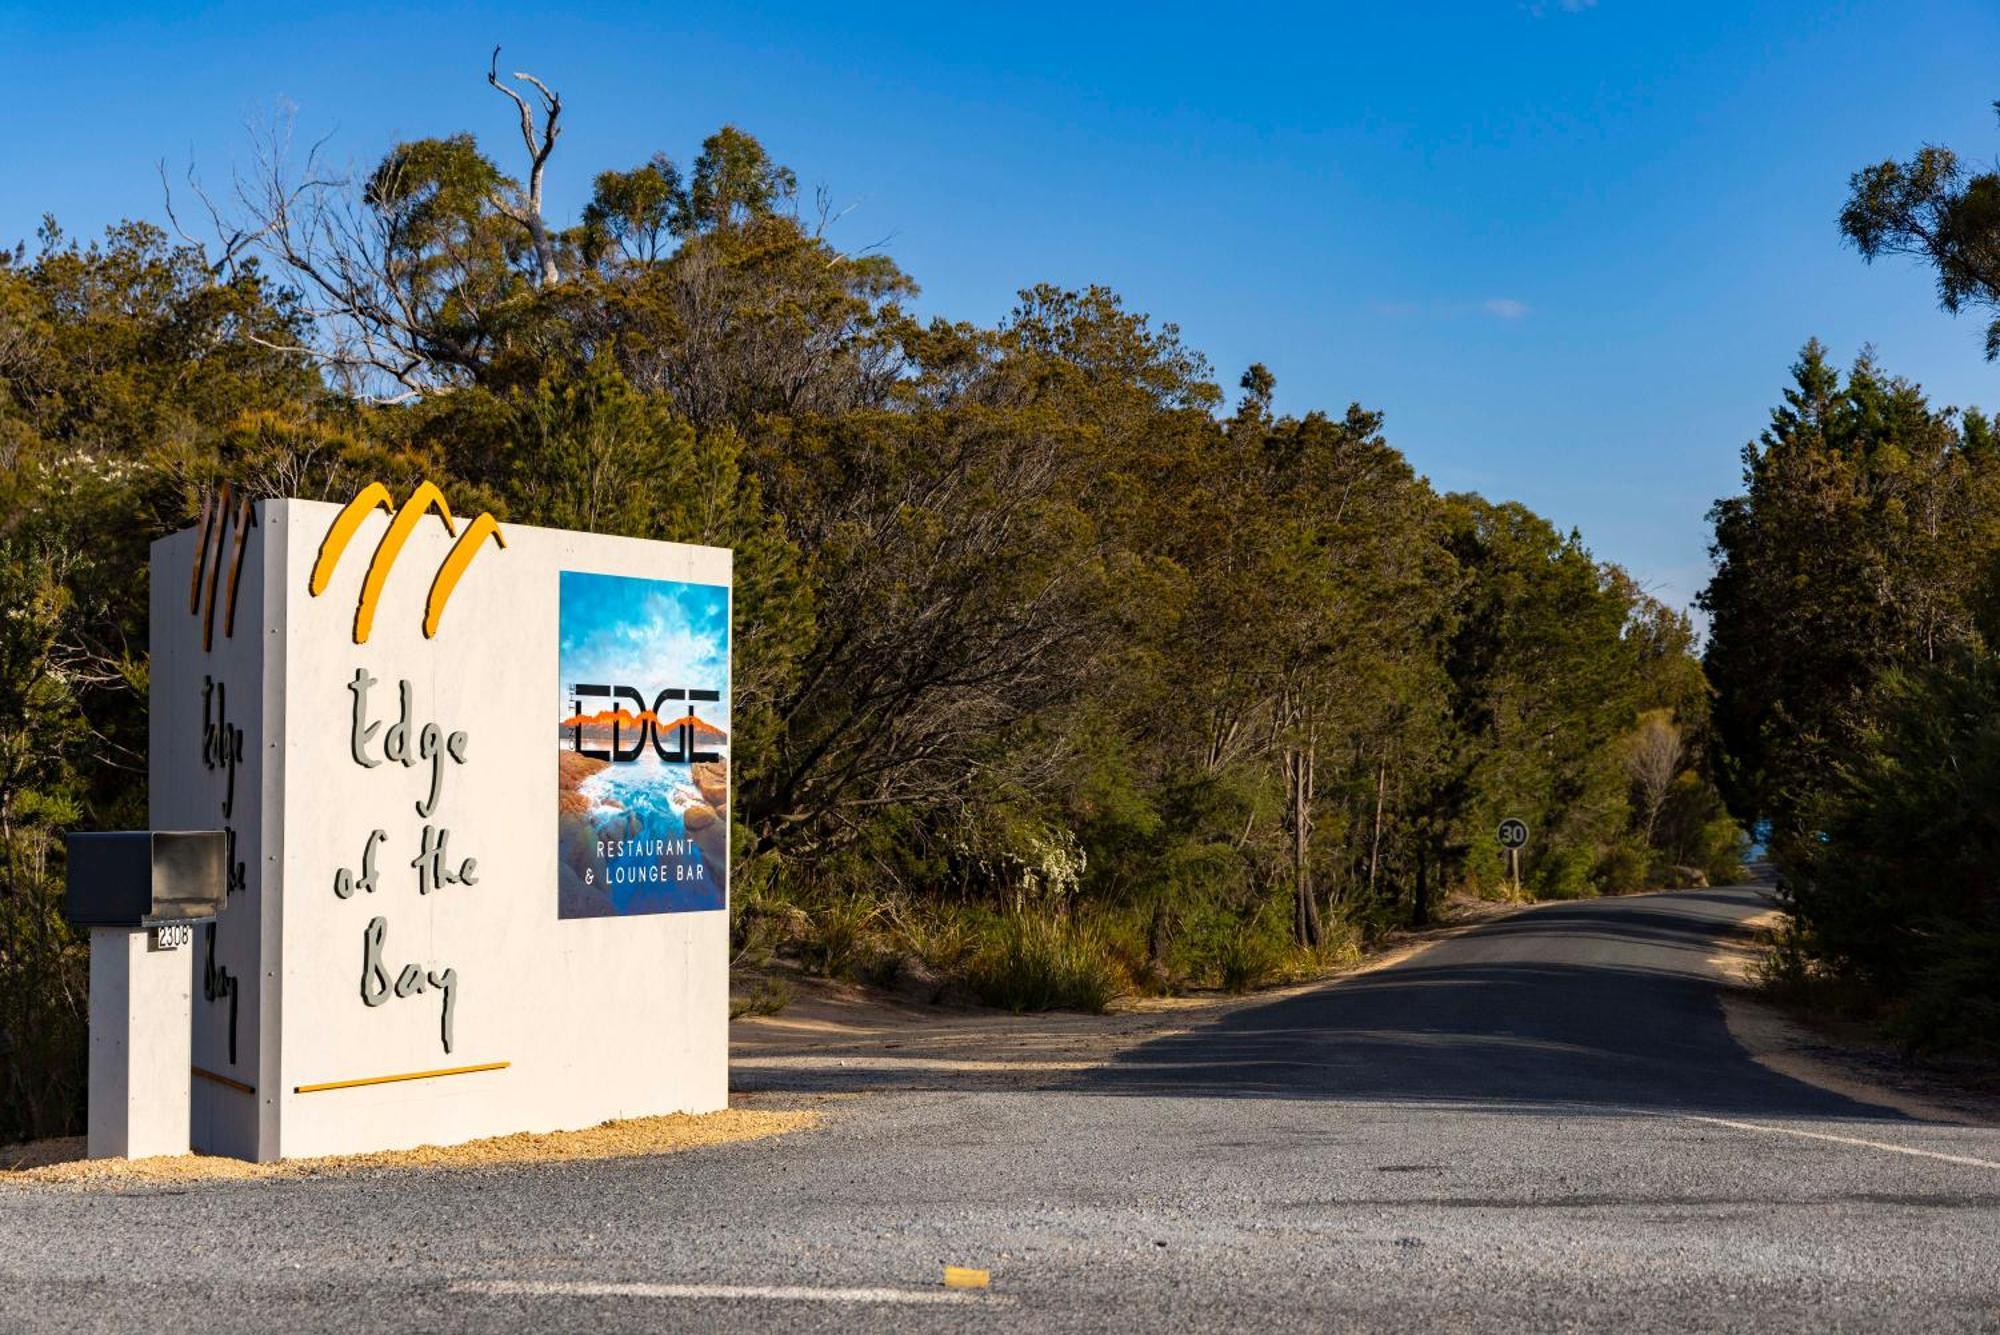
1532 847 1600 901
1596 846 1649 895
0 544 109 1139
887 900 981 980
1783 657 2000 1051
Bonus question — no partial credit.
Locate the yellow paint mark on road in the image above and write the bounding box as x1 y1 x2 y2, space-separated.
943 1266 990 1290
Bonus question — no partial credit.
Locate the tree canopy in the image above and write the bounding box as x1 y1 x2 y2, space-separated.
1842 102 2000 359
0 73 1741 1140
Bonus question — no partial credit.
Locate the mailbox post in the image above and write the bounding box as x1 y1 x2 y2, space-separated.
65 831 226 1159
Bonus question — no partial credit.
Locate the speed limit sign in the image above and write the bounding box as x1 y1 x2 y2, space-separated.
1497 817 1529 895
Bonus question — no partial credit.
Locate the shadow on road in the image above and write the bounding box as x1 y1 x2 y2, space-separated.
1076 888 1903 1120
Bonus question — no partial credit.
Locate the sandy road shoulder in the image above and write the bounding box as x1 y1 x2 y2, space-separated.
1710 904 2000 1128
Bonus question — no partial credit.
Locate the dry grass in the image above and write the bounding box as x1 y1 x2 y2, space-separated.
0 1106 818 1189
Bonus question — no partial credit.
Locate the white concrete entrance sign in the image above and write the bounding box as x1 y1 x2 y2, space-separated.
151 489 731 1161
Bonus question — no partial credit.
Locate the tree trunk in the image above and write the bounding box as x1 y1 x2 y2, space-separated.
526 213 560 289
1412 837 1431 928
1286 743 1322 948
487 52 564 287
1366 758 1387 903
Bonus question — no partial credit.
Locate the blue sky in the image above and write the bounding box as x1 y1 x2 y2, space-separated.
559 572 730 722
6 1 1998 613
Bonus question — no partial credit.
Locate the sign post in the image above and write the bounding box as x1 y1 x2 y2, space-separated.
1496 817 1529 898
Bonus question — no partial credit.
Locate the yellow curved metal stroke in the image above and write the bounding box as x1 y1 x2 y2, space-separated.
353 482 458 644
424 512 506 639
309 482 395 598
189 490 218 613
196 486 232 648
222 493 256 640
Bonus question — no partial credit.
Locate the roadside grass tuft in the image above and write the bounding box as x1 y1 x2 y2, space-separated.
888 900 981 977
964 913 1125 1013
1214 923 1286 994
797 894 884 978
729 978 794 1019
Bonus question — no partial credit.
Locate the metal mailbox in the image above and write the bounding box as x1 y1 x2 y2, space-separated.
64 830 227 928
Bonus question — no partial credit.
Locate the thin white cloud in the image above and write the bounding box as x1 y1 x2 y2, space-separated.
1370 297 1533 322
1525 0 1597 13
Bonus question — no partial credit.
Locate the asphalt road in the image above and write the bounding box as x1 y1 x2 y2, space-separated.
4 886 1998 1332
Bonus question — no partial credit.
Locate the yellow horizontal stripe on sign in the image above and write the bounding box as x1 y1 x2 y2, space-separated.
294 1060 509 1094
192 1065 255 1095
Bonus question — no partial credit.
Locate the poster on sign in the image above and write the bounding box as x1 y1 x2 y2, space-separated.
149 490 731 1162
556 573 731 918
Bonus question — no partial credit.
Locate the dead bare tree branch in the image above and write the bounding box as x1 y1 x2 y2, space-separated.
1627 713 1684 845
486 46 562 287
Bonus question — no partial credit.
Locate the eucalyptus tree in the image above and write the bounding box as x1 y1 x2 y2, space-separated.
1842 100 2000 359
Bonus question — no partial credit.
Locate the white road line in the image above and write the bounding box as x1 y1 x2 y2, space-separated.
1684 1115 2000 1169
449 1279 1012 1306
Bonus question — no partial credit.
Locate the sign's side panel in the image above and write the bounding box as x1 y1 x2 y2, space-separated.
255 502 291 1160
272 496 728 1158
149 512 269 1160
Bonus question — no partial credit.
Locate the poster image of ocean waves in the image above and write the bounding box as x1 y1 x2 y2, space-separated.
577 753 724 914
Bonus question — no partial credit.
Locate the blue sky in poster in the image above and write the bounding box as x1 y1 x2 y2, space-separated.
557 573 730 721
